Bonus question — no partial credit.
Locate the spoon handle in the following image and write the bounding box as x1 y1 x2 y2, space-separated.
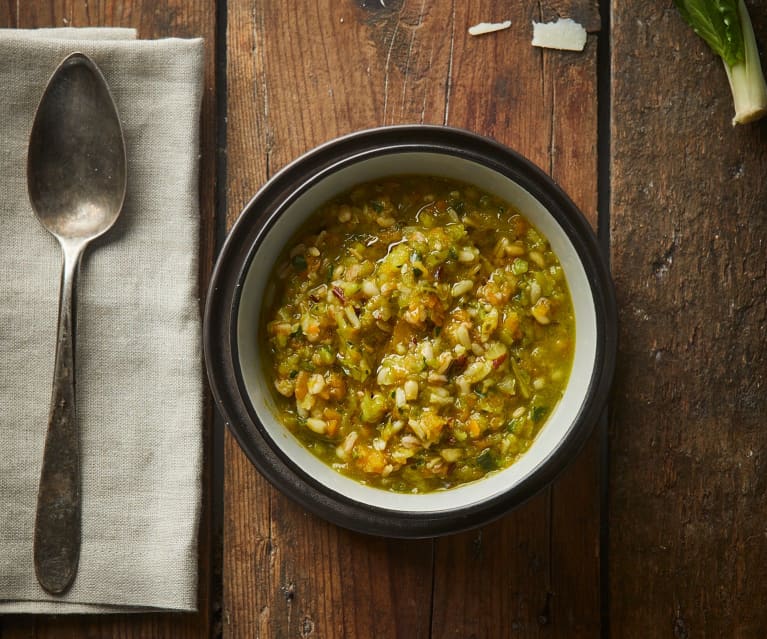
34 243 83 595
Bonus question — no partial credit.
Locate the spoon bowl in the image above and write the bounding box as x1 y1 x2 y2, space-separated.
27 52 126 595
28 53 126 241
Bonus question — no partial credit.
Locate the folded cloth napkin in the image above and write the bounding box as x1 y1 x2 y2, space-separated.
0 28 204 613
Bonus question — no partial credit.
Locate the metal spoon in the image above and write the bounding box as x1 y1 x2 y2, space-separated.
27 52 127 595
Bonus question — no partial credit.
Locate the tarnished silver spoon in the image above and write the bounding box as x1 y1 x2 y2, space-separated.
27 52 126 595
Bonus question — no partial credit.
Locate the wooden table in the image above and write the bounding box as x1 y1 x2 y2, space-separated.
2 1 767 637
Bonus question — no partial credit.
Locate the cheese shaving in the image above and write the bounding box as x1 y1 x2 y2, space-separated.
468 20 512 37
531 18 587 52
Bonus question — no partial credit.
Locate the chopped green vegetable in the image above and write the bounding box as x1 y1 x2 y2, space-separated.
511 358 531 399
511 258 528 275
292 254 308 270
674 0 767 124
477 448 497 472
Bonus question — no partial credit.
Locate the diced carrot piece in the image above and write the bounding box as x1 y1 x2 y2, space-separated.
294 371 309 402
359 449 387 474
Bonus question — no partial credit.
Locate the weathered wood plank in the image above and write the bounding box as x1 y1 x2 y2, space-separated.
540 0 600 32
225 1 601 638
546 34 602 637
610 2 767 636
224 1 442 636
429 3 601 636
0 2 217 637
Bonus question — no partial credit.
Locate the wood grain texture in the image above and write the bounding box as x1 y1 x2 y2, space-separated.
609 2 767 637
224 2 438 636
224 1 601 637
430 4 600 637
0 2 217 638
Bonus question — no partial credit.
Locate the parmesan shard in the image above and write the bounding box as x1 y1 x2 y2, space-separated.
531 18 587 52
468 20 511 37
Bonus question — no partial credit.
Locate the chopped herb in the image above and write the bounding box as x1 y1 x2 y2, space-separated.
477 448 497 472
292 254 308 271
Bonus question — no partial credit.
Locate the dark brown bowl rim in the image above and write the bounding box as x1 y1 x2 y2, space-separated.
203 125 617 538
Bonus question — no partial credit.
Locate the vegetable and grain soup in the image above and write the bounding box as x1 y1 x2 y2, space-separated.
263 176 574 492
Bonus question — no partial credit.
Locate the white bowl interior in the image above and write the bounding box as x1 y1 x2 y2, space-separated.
237 152 597 513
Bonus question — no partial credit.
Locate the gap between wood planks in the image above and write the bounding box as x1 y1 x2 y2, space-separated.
595 0 612 636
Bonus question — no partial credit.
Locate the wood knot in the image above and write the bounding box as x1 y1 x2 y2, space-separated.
537 591 553 626
471 530 483 560
673 612 689 639
301 616 316 637
281 581 295 602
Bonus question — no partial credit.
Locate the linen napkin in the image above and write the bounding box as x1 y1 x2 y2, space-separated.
0 28 204 613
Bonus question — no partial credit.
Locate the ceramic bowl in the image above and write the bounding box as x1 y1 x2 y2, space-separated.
204 125 616 537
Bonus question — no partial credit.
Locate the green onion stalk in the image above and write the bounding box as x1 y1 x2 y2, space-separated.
675 0 767 125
